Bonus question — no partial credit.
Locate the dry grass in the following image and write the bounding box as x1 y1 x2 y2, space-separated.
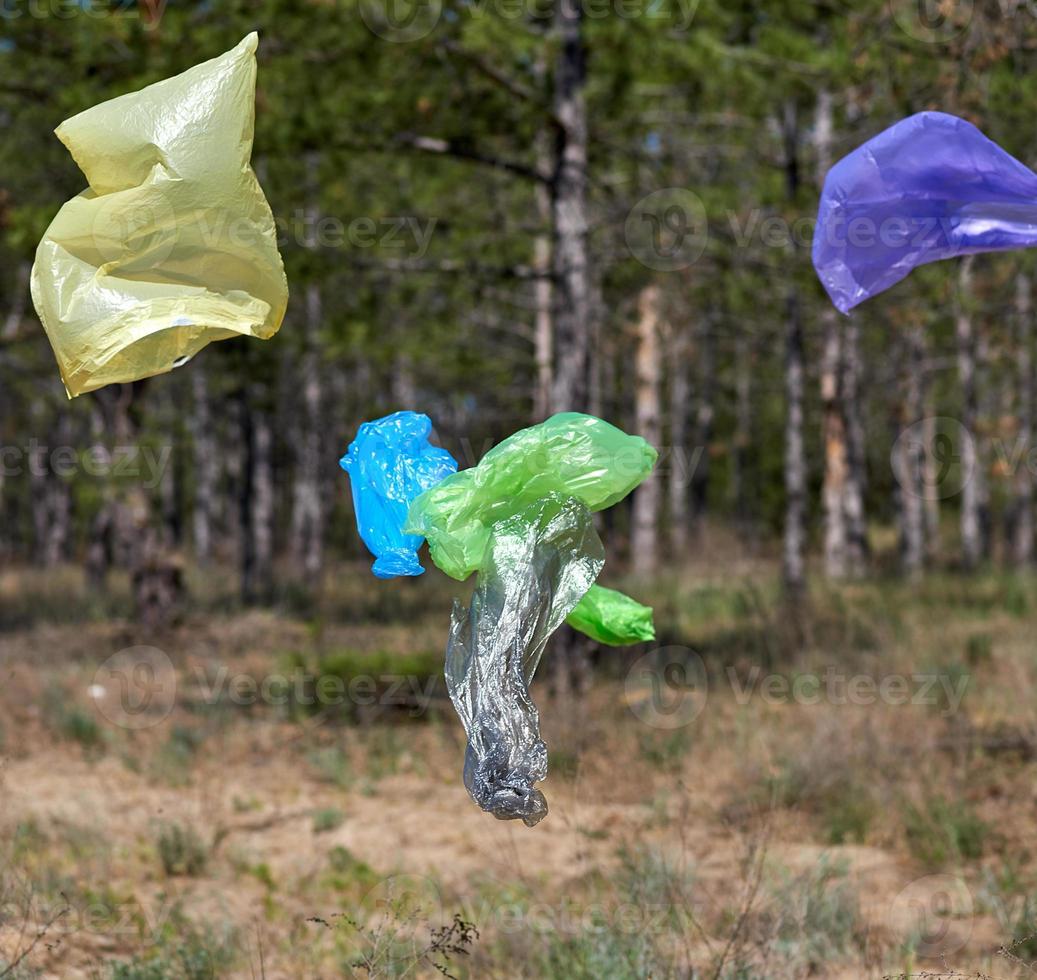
2 560 1037 977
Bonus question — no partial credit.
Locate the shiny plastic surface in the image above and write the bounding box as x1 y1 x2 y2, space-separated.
445 494 604 826
406 412 658 581
813 111 1037 313
340 411 458 578
567 584 655 646
31 33 288 396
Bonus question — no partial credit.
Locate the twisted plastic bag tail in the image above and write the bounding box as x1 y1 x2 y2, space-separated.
445 493 604 826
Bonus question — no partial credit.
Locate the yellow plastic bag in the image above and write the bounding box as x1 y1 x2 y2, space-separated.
30 33 288 397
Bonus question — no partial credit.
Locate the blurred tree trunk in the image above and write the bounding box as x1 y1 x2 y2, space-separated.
782 101 806 599
191 363 215 564
290 283 325 588
31 411 71 567
159 386 184 548
956 257 984 571
631 284 662 574
733 326 754 542
820 305 850 578
240 383 275 604
533 126 553 421
1012 269 1034 566
546 0 593 698
784 292 807 598
86 387 136 589
897 325 926 577
922 411 941 562
668 324 690 555
843 319 869 571
85 383 184 625
690 317 715 524
290 155 326 588
549 0 590 414
815 90 849 579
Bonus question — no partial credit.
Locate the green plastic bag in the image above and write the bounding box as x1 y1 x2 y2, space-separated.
567 585 655 646
31 33 287 397
406 412 658 581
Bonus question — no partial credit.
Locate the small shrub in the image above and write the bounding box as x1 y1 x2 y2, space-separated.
312 808 345 834
752 858 863 972
151 726 204 786
108 920 237 980
307 745 352 788
965 633 994 666
156 823 208 878
903 796 988 868
42 685 103 753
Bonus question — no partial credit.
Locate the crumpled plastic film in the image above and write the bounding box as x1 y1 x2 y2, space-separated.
406 412 658 581
31 33 288 396
814 111 1037 314
445 493 604 826
340 411 458 578
567 585 655 646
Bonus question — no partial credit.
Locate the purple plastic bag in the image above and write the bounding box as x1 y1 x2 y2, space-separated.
813 111 1037 313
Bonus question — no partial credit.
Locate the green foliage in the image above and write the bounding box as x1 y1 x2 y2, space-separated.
42 684 103 754
150 725 205 786
156 823 209 878
766 858 862 967
108 919 237 980
312 808 346 834
903 796 989 868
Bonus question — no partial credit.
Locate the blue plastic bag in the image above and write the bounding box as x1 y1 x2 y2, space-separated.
813 111 1037 313
340 412 458 579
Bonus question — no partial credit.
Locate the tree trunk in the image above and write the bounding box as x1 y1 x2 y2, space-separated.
784 291 807 598
690 317 715 523
843 319 869 573
733 326 754 543
30 411 72 567
290 155 326 588
631 285 663 575
534 162 553 421
922 409 941 562
549 0 590 414
545 0 594 707
290 282 325 588
782 100 806 599
240 384 275 604
820 306 850 579
898 325 926 577
956 257 984 571
1012 269 1034 566
191 363 216 564
668 324 691 555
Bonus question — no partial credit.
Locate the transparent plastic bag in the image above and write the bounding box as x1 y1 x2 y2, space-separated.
340 411 458 578
445 493 604 826
814 111 1037 313
31 33 287 396
567 584 655 646
406 412 657 581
